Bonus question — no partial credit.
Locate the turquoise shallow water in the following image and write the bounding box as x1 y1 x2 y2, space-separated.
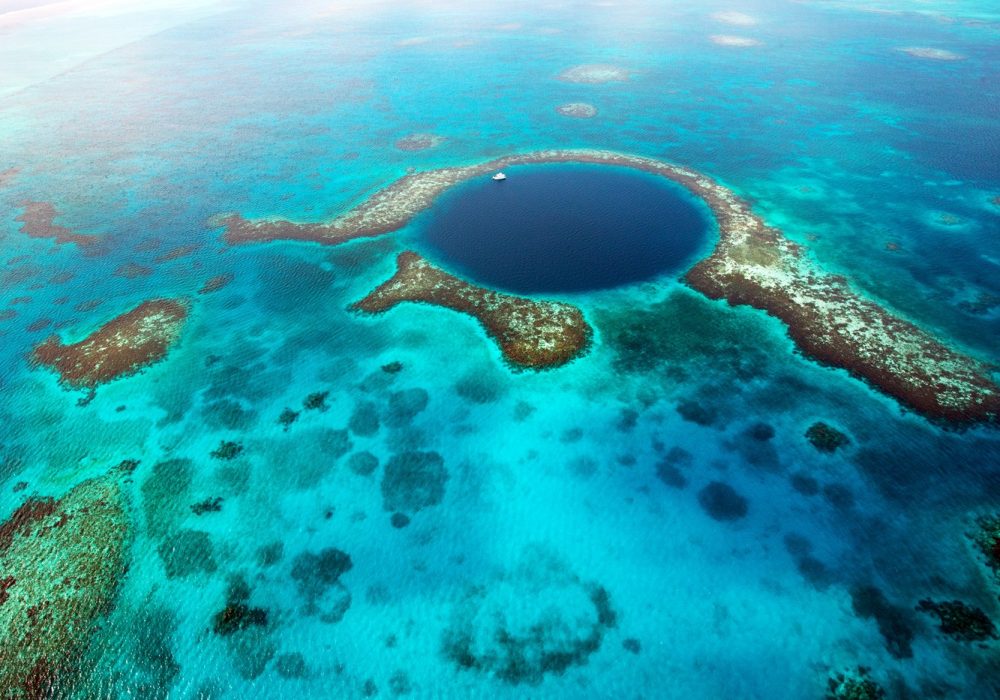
1 1 999 698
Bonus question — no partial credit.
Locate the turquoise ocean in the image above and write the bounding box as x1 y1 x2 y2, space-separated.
1 0 998 697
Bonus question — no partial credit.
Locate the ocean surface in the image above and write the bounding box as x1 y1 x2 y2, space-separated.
1 0 999 698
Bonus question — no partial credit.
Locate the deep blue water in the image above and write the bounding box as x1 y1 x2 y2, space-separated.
419 164 710 293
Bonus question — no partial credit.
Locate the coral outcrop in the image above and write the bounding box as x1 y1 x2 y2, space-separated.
0 469 130 698
32 299 188 388
442 546 616 685
354 252 591 369
15 201 99 248
916 599 997 642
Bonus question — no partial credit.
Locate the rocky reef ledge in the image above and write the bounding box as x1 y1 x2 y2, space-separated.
353 251 591 369
0 468 131 697
216 149 1000 423
32 298 189 388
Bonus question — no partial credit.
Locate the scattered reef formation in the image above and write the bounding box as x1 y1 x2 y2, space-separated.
556 102 597 118
557 64 629 83
0 166 18 187
697 481 749 521
213 577 268 637
805 422 850 453
899 47 963 60
215 149 1000 423
915 599 997 642
850 585 915 659
303 391 330 411
291 548 353 623
198 273 234 295
710 35 762 47
210 440 244 461
0 469 130 698
157 529 217 579
353 252 591 369
277 407 300 431
826 667 885 700
190 496 223 516
380 450 448 513
394 133 445 151
15 201 100 248
442 546 616 685
114 262 154 279
712 11 757 26
154 243 200 263
971 515 1000 584
32 299 189 388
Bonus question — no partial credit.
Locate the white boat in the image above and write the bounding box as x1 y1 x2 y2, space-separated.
492 172 506 181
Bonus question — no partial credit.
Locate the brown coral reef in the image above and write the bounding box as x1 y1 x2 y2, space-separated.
0 469 130 698
15 201 100 248
216 149 1000 422
32 298 188 388
353 252 591 369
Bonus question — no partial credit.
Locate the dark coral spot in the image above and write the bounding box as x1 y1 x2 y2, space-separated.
656 461 687 489
790 473 820 496
386 388 429 427
826 667 886 700
158 529 217 578
275 653 308 679
349 401 380 436
291 548 354 623
746 422 775 441
202 399 256 430
850 585 914 659
560 427 583 443
454 372 504 404
916 599 997 642
210 441 244 460
190 496 223 515
304 391 330 411
381 451 447 513
784 534 834 589
697 481 748 521
291 548 353 592
677 399 717 426
822 483 855 510
388 670 412 695
805 422 850 453
257 542 284 567
617 408 639 431
213 603 268 636
278 407 300 431
348 451 379 476
318 429 353 459
513 401 535 421
390 513 411 529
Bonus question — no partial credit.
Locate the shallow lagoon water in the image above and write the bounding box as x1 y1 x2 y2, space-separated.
0 0 999 698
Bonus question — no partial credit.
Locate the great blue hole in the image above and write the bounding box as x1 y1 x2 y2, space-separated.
417 163 711 294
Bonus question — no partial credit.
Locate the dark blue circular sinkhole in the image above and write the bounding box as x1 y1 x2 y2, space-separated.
418 163 711 294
